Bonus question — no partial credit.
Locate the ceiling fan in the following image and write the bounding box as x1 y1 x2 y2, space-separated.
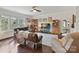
30 6 41 12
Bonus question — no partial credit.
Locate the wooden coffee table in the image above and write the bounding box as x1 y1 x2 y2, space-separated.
17 44 55 53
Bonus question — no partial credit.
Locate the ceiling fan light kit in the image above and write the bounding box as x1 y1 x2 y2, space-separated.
32 9 37 12
30 6 41 12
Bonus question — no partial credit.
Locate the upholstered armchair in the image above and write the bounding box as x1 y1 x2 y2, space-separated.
25 32 43 49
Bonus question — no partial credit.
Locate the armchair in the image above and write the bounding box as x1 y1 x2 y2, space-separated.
25 32 43 49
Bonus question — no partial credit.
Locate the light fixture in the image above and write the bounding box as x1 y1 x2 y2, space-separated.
32 9 37 12
30 6 41 12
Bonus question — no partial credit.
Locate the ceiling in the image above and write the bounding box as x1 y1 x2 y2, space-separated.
0 6 75 16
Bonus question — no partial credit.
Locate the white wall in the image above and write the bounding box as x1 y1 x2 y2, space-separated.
75 7 79 32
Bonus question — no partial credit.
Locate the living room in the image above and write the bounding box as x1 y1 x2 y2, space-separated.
0 6 79 53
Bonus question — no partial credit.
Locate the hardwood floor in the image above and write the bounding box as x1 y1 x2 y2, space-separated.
17 44 54 53
1 32 79 53
0 37 18 53
0 37 54 53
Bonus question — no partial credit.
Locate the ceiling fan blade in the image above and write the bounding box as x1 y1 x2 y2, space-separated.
36 9 41 12
32 6 37 9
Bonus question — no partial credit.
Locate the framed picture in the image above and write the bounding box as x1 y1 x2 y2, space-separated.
48 17 52 22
